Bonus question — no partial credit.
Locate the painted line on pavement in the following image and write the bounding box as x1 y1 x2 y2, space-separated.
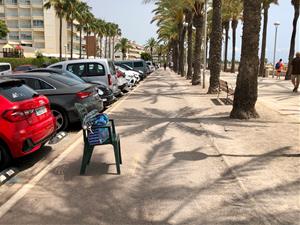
0 133 82 219
0 73 153 219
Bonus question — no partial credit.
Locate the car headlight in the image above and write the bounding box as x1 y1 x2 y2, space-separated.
97 89 104 96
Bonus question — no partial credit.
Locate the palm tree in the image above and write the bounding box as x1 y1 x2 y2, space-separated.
229 0 243 73
115 38 132 60
286 0 300 79
44 0 67 60
185 9 194 79
95 19 106 58
112 24 121 61
75 2 91 59
230 0 262 119
222 20 230 72
192 1 204 85
259 0 278 77
65 0 80 59
104 22 111 58
145 37 157 60
207 0 222 94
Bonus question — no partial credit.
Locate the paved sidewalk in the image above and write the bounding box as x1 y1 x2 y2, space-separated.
220 71 300 121
0 69 299 225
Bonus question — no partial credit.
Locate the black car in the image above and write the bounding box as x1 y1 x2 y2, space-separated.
5 73 103 131
27 68 115 107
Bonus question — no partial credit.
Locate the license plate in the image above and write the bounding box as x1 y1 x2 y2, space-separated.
35 106 47 116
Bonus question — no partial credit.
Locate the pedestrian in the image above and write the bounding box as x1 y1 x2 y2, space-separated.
163 62 167 71
291 52 300 93
275 59 284 79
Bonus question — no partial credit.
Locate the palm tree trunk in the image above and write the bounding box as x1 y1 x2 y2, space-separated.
105 36 108 58
231 19 238 73
208 0 222 94
286 1 300 80
223 20 230 72
59 16 62 61
109 37 112 59
192 4 204 85
112 36 115 61
230 0 262 119
173 40 179 73
99 36 103 58
186 10 194 80
79 28 82 59
259 4 269 77
179 24 187 77
70 20 74 59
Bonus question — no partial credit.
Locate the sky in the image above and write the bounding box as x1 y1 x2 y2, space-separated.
86 0 299 63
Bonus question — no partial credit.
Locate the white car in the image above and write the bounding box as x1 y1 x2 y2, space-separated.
146 61 155 73
0 63 12 76
48 59 121 97
116 66 139 87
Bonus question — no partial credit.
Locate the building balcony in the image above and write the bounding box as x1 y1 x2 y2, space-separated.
5 0 18 7
8 36 19 41
31 0 43 7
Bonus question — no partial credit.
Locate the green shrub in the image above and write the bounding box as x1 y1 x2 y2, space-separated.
0 57 60 69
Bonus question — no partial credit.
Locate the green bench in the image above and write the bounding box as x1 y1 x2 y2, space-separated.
75 103 122 175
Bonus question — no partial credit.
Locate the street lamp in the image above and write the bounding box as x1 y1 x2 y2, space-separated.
272 22 280 78
64 44 67 61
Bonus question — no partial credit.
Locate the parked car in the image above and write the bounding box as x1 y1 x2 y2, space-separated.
5 73 103 131
13 64 37 74
27 68 115 107
116 69 130 93
146 61 155 73
114 63 144 80
48 59 121 97
0 63 12 76
115 65 139 88
0 78 56 169
115 60 148 77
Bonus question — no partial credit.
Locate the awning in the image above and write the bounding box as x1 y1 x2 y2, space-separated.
2 44 13 49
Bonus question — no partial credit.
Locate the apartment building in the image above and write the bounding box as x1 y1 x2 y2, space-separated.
0 0 83 58
114 39 144 60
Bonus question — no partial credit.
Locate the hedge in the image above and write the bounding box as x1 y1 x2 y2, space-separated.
0 57 60 69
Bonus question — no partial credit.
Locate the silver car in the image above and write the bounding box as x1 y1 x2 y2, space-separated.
48 59 121 96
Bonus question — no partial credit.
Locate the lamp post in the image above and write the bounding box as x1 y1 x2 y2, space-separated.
202 0 208 89
272 22 280 78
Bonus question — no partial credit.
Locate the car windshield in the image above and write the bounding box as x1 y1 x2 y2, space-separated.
61 71 85 83
0 82 37 102
49 74 82 86
121 64 133 70
15 66 32 71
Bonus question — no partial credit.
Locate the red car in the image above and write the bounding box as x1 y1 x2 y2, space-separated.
0 78 56 169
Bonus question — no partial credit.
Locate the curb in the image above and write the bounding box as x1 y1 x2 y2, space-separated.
0 168 19 187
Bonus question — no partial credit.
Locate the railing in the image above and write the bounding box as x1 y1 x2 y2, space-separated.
31 0 42 5
19 0 30 5
20 35 32 40
19 24 31 28
5 0 18 5
9 35 19 40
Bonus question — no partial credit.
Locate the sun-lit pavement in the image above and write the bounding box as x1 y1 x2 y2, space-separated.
0 69 299 225
220 71 300 121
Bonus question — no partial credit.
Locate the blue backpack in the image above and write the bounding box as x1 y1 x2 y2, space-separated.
275 62 280 70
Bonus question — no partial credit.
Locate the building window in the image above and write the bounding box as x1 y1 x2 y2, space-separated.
33 20 43 28
20 32 32 40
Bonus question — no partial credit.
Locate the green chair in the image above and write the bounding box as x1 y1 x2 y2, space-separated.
75 103 122 175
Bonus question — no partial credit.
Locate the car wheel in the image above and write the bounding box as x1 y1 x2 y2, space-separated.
51 108 68 131
0 143 12 171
